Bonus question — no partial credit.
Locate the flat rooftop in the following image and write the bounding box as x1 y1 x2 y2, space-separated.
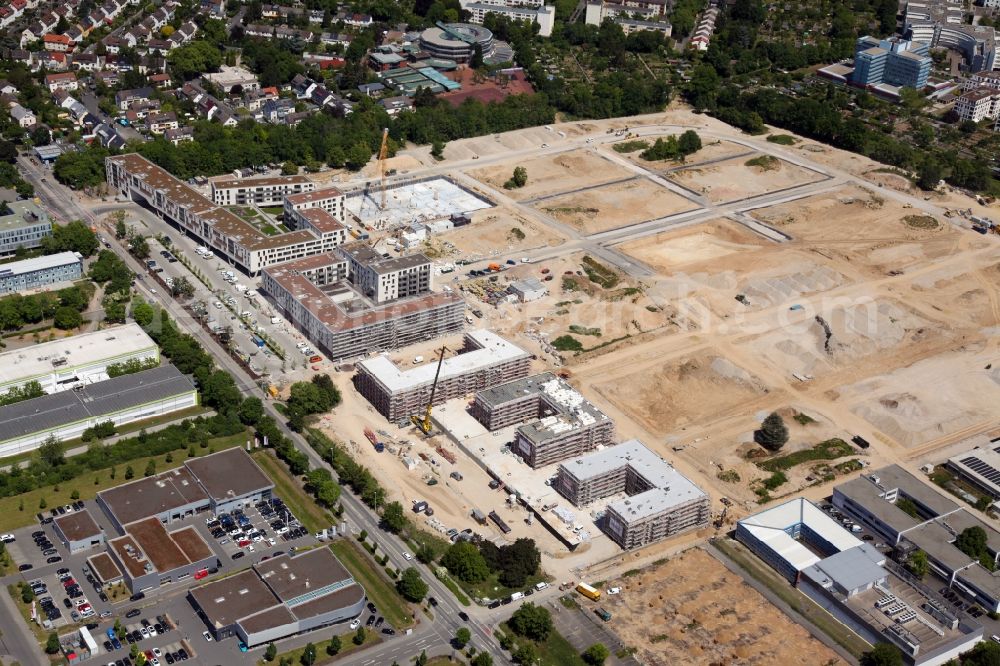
339 242 430 275
0 365 196 446
357 329 529 394
563 439 708 521
0 323 156 389
0 251 79 277
256 548 353 604
835 465 961 534
516 376 611 443
0 199 48 231
99 465 208 526
110 517 213 577
87 552 123 583
213 174 312 190
189 569 277 629
738 497 864 571
54 508 102 542
184 448 273 504
285 186 344 206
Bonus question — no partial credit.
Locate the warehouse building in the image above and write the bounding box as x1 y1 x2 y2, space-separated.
0 365 198 457
0 322 159 395
555 439 709 549
53 509 105 554
472 373 614 468
211 174 315 207
509 277 547 303
97 448 271 532
738 497 984 666
0 251 83 295
261 252 464 361
105 154 347 275
834 466 1000 613
189 547 366 646
108 516 217 593
0 199 51 256
354 329 531 421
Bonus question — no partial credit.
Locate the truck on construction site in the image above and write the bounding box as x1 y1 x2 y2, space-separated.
413 500 428 514
489 510 511 534
576 583 601 601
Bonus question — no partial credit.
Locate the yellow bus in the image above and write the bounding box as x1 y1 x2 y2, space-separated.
576 582 600 601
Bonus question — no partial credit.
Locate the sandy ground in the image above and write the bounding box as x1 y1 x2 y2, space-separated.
536 179 697 234
616 219 767 272
466 150 634 201
668 154 826 203
602 548 844 666
421 207 566 261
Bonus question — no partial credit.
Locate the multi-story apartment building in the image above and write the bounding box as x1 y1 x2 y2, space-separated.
556 439 710 549
354 330 531 422
0 200 51 255
210 174 315 207
106 154 348 275
955 87 1000 121
0 251 82 294
337 244 430 304
283 187 348 228
459 0 555 37
585 0 672 35
261 253 465 361
472 373 615 468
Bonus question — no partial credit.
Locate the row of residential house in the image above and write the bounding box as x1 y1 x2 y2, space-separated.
18 0 139 47
689 2 720 51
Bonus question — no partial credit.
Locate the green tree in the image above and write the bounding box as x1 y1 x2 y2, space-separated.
677 130 702 156
132 298 155 327
959 640 1000 666
144 460 156 477
509 602 552 641
53 306 83 330
471 653 493 666
300 642 317 666
956 526 989 560
917 161 943 191
512 642 538 665
114 618 125 639
431 140 445 160
38 436 65 467
906 550 929 578
129 234 150 260
442 541 491 583
21 584 35 603
264 642 277 662
45 632 60 654
416 651 428 666
168 40 223 80
756 412 789 452
380 501 407 534
326 634 342 655
42 220 99 257
454 627 471 648
238 397 265 425
353 625 366 645
396 567 428 602
860 642 903 666
125 465 134 480
582 643 610 666
504 166 528 189
415 543 436 564
281 162 299 175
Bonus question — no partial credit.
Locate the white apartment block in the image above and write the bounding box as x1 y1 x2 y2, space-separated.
283 187 348 228
211 175 315 207
955 87 1000 122
585 0 673 35
459 0 555 37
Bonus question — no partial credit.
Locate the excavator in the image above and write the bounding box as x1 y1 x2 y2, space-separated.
411 346 448 435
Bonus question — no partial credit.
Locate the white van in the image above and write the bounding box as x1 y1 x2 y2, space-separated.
509 592 524 602
534 582 548 591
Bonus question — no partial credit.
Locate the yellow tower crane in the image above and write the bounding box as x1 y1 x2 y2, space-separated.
411 346 448 435
378 127 390 211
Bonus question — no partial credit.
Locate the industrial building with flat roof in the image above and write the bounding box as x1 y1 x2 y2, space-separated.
946 435 1000 499
261 252 464 361
0 251 83 295
189 547 366 646
0 199 51 256
108 516 217 593
834 465 1000 613
353 329 531 421
53 509 105 554
0 323 159 394
472 373 614 468
555 439 709 549
211 174 315 207
737 497 984 666
0 365 198 457
97 447 272 532
105 154 347 275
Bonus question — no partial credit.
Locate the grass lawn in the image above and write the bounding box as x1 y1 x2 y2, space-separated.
257 627 380 666
758 439 853 473
434 569 470 606
329 539 414 629
260 206 284 216
251 450 333 534
711 538 870 658
462 572 549 602
0 432 247 533
501 622 585 666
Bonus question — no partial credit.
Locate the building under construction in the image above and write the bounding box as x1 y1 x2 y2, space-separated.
353 330 531 422
472 373 615 468
555 439 710 549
